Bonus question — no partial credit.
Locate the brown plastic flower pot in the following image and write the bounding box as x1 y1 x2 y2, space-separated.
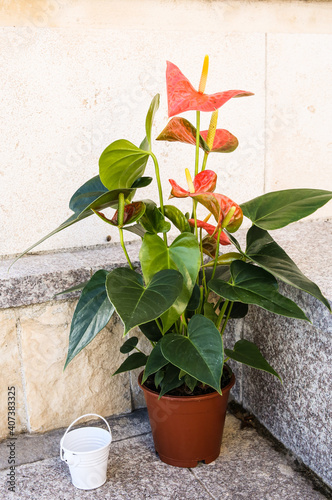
138 370 235 468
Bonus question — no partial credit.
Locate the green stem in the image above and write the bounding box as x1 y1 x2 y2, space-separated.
200 228 207 297
210 227 222 281
201 152 208 172
216 300 229 330
192 199 198 238
119 228 134 270
150 152 167 245
155 318 164 335
195 111 200 176
180 315 188 335
220 302 233 336
118 193 134 270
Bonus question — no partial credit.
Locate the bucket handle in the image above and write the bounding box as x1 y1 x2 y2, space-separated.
60 413 112 461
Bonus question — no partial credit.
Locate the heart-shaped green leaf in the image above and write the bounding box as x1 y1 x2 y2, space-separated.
113 352 148 375
225 339 281 381
142 341 168 383
69 175 108 213
139 233 201 332
106 268 183 335
65 270 115 368
164 205 191 233
99 139 150 191
159 364 183 398
160 315 224 392
139 200 171 234
241 189 332 230
145 94 160 150
120 337 139 354
209 261 309 321
245 226 330 311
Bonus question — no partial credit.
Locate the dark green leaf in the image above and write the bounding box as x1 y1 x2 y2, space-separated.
131 177 153 189
139 233 201 332
106 268 183 335
120 337 139 354
65 270 114 368
187 284 201 311
245 226 330 311
113 352 148 375
209 261 309 321
142 342 168 383
56 281 88 296
139 320 163 342
139 200 171 234
159 364 183 397
69 175 108 213
11 188 133 266
99 139 150 191
160 315 224 393
154 368 165 388
184 374 198 392
145 94 160 149
241 189 332 230
225 339 281 381
164 205 191 233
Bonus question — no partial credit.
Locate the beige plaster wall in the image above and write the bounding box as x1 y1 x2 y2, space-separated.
0 0 331 258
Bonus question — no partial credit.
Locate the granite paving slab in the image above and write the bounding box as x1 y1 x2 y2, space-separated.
1 411 329 499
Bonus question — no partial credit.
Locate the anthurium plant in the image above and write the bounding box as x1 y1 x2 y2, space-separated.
17 57 332 397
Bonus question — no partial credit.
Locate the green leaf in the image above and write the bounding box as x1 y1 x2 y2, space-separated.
99 139 150 191
69 175 108 213
142 342 168 383
123 223 146 238
11 187 133 266
241 189 332 230
209 261 309 321
245 226 331 311
131 177 153 189
113 352 148 375
203 302 218 325
65 270 115 368
106 268 183 335
184 374 198 392
145 94 160 150
164 205 191 233
139 320 163 342
139 200 171 234
154 368 165 388
120 337 139 354
202 252 245 267
160 315 224 393
187 284 200 311
56 280 88 296
159 364 183 397
139 233 201 332
225 339 281 381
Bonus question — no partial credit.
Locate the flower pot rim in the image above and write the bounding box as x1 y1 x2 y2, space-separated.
138 366 235 402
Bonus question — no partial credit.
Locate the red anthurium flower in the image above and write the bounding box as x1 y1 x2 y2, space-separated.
157 117 238 153
169 170 217 198
193 192 243 233
166 61 253 117
188 219 231 245
92 201 145 228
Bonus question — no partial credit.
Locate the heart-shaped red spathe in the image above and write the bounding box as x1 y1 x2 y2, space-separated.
157 117 238 153
169 170 217 198
188 219 231 245
166 61 254 117
193 192 243 232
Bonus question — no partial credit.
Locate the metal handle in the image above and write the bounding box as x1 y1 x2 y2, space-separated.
60 413 111 461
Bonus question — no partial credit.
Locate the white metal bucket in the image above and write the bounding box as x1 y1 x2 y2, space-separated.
60 413 112 490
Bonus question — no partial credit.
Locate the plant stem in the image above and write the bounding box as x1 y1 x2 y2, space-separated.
150 152 167 245
155 318 164 335
200 228 208 297
201 152 208 172
119 228 134 270
220 302 233 336
195 111 200 176
210 227 222 281
216 300 229 330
